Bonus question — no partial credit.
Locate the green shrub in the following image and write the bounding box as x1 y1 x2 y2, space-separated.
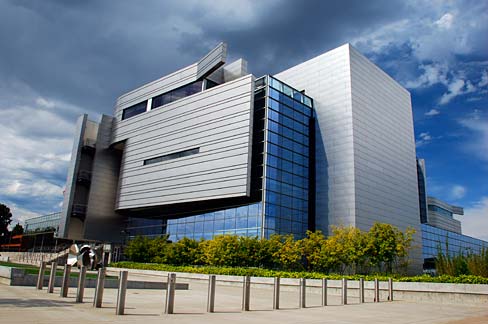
111 261 488 284
123 223 417 276
436 247 488 277
124 236 153 263
165 237 202 266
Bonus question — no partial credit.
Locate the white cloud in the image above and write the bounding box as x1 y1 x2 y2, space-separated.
352 3 488 104
458 109 488 161
8 204 41 227
416 132 433 147
435 12 454 30
0 91 76 219
439 78 477 105
425 108 440 116
4 180 63 198
479 70 488 87
449 185 466 200
404 63 449 89
455 197 488 241
35 97 55 109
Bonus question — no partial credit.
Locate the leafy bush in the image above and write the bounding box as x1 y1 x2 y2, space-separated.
111 261 488 284
124 236 153 263
123 223 415 275
436 247 488 277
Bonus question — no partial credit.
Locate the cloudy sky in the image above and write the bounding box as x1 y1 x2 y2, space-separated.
0 0 487 239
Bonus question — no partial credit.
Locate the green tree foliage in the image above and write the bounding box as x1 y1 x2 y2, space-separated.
366 223 415 274
301 230 327 271
436 247 488 277
124 236 152 263
123 222 417 275
271 234 303 271
165 237 203 266
202 235 241 266
11 223 24 236
0 203 13 243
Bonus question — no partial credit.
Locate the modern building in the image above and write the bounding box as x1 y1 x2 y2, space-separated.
57 41 484 272
59 43 315 244
24 212 61 233
417 159 487 268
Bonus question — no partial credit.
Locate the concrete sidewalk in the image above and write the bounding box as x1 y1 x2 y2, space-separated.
1 281 487 324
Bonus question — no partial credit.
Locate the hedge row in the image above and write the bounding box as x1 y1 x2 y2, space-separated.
124 223 415 274
111 261 488 284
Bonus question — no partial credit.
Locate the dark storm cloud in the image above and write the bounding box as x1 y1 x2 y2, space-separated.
0 0 409 119
0 0 191 117
2 0 488 228
176 0 411 76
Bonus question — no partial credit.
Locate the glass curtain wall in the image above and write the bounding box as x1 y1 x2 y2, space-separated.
422 224 488 260
263 76 313 239
125 75 314 241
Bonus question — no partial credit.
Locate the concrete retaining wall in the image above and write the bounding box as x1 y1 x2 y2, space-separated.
107 267 488 305
0 265 188 290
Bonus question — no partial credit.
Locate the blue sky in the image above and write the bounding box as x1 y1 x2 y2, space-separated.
0 1 487 239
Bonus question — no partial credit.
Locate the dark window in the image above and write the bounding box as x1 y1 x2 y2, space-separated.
122 101 147 120
151 81 203 110
205 79 219 89
143 147 200 166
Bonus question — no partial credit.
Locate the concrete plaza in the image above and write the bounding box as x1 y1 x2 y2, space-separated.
1 279 488 324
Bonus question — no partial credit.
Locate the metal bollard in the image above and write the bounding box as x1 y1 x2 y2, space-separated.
76 266 87 303
299 278 306 309
273 277 280 310
93 268 106 308
388 278 393 301
242 275 251 311
60 264 71 297
36 261 47 290
374 278 380 303
207 275 216 313
116 270 128 315
165 273 176 314
342 278 348 305
322 278 327 306
359 278 365 303
47 261 57 293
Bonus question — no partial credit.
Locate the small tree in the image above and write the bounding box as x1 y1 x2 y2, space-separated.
11 223 24 236
148 235 170 263
271 234 303 271
0 203 13 244
237 236 267 267
202 235 241 266
165 237 202 265
124 236 153 263
301 230 327 271
366 222 415 273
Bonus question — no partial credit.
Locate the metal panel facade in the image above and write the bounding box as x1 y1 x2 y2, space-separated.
113 75 255 210
114 43 227 116
276 44 422 270
276 44 355 234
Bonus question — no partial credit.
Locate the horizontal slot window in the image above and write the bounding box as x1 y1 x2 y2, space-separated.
122 101 147 120
151 80 203 110
143 147 200 166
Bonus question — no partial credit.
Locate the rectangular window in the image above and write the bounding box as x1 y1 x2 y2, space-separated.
151 81 203 110
122 101 147 120
143 147 200 166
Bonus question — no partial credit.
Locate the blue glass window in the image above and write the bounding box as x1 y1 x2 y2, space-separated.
122 101 147 120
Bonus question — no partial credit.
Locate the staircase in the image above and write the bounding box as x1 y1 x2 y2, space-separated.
0 248 70 266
